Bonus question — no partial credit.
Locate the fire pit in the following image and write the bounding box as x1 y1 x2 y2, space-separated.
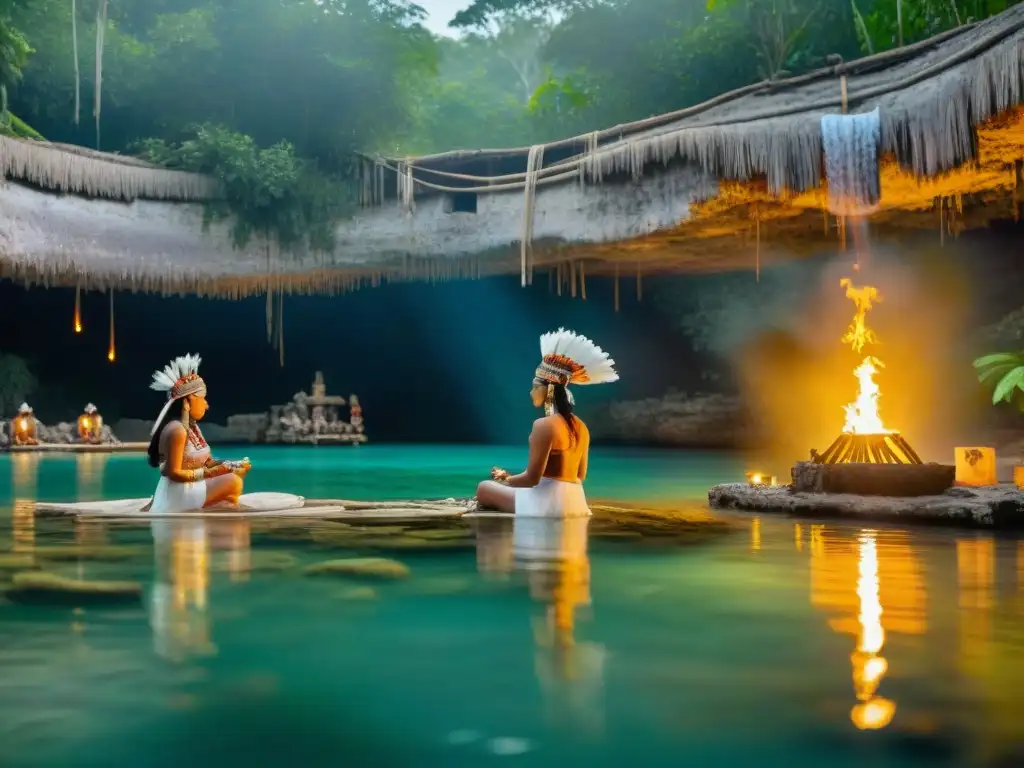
707 277 993 524
788 278 955 497
813 432 921 465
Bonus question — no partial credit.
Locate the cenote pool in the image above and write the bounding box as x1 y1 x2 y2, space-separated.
1 445 1023 767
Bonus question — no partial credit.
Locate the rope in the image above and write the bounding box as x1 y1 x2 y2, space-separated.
521 145 544 286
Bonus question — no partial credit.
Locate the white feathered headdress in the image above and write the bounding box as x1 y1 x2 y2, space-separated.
535 328 619 389
17 402 32 413
84 403 97 414
149 354 205 436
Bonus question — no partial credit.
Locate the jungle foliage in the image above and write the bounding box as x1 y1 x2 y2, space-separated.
0 0 1018 248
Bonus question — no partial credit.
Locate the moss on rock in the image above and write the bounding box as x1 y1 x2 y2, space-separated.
304 557 410 580
32 544 150 563
6 571 143 606
588 502 733 546
0 554 37 571
333 586 378 601
210 551 299 574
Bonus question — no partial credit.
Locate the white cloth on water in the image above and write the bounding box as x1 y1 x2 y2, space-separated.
515 477 591 518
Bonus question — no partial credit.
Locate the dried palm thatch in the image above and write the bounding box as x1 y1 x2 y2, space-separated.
1 7 1023 298
0 134 217 202
362 5 1024 202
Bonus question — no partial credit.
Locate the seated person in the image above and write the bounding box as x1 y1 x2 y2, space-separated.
477 329 618 517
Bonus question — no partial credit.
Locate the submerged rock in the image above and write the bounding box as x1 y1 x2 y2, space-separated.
210 551 298 574
588 502 733 545
5 571 143 606
32 544 149 562
403 528 473 541
304 557 410 580
333 586 378 601
0 554 36 571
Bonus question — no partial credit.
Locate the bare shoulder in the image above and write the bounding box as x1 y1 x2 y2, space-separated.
160 420 186 439
531 416 558 434
574 416 590 438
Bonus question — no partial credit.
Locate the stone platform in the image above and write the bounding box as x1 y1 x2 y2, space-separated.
707 483 1024 528
6 442 147 453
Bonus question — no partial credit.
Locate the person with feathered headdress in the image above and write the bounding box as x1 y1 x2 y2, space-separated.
478 329 618 517
144 354 251 513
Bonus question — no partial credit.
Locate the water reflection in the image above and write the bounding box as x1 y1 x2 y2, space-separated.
473 517 514 579
471 516 606 733
150 519 216 662
10 452 39 553
517 518 606 735
849 531 895 730
75 453 108 502
209 519 252 583
803 522 927 731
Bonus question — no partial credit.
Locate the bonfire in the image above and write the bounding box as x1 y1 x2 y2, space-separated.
814 280 922 465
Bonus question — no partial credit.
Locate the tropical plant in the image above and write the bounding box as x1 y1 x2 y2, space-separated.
973 352 1024 406
136 125 354 251
0 353 37 415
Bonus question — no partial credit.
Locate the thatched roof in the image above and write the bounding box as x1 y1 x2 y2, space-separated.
0 135 216 202
0 7 1022 296
368 5 1024 199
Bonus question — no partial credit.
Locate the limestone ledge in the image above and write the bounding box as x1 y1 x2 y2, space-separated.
590 392 745 447
707 482 1024 528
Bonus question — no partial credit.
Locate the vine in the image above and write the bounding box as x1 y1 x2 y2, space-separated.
136 124 356 252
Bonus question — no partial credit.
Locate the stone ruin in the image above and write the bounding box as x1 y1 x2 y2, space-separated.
226 372 366 445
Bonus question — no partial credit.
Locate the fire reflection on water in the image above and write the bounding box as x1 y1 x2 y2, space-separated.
807 522 926 731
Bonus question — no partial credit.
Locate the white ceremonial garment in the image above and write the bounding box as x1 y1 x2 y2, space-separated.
515 477 591 518
150 433 211 514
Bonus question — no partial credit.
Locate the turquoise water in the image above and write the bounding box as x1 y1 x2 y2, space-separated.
1 446 1024 767
0 444 741 503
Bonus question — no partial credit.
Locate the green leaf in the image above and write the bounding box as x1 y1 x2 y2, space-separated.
992 367 1024 404
978 363 1017 385
973 353 1024 369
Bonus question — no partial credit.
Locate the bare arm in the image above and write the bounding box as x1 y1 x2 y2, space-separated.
505 418 554 489
577 424 590 483
160 423 196 483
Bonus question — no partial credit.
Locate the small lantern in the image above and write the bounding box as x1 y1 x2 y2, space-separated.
77 403 102 442
745 471 775 487
12 403 38 445
954 447 997 487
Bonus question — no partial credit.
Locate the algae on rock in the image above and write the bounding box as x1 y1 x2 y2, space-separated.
304 557 410 580
6 571 143 606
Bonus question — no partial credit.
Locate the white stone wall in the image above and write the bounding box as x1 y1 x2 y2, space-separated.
0 163 718 284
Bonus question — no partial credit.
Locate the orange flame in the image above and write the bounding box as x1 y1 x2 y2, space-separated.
840 280 889 434
74 285 83 333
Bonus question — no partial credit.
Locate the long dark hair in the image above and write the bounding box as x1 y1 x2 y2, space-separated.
147 403 180 468
550 383 578 444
